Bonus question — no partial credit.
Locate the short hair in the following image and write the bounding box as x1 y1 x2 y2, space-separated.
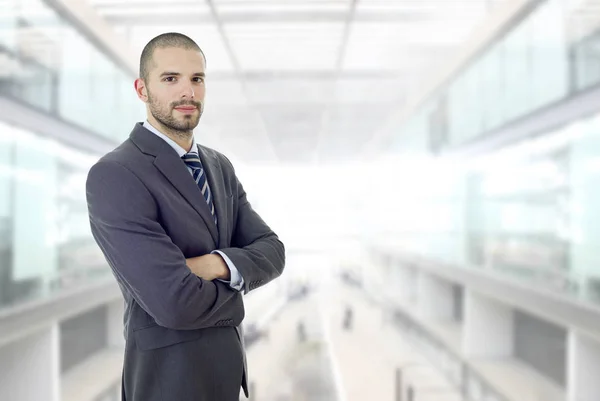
139 32 206 81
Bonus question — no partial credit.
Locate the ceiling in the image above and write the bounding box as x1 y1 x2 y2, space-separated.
87 0 509 165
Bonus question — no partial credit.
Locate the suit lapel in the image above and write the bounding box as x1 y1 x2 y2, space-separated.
130 123 219 245
153 152 219 245
197 145 228 248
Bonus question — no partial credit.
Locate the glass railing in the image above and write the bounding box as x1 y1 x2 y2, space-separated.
0 121 113 313
395 0 600 152
0 237 113 310
374 109 600 308
0 42 56 113
0 0 142 143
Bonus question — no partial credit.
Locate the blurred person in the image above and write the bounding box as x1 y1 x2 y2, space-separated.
296 319 306 342
86 32 285 401
343 305 353 331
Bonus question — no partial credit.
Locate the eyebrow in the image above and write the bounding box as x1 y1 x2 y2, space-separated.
160 72 205 77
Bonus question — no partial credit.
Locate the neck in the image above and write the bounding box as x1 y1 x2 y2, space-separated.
147 115 194 152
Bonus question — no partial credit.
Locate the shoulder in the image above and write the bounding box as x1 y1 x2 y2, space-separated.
98 138 140 166
87 139 144 188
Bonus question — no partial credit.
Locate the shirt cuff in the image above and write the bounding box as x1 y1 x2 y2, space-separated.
212 250 244 291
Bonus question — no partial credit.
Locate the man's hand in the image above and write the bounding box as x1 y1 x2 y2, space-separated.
186 254 231 281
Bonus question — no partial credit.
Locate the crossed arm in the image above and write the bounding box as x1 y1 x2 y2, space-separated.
86 159 284 331
186 254 230 282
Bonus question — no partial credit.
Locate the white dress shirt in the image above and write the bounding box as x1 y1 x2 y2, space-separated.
142 120 244 291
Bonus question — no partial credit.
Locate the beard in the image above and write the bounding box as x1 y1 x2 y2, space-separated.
147 92 203 139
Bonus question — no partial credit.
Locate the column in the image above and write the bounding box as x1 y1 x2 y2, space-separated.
567 329 600 401
392 264 414 307
462 289 514 357
417 271 454 321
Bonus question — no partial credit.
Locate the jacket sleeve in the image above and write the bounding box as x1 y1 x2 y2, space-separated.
217 158 285 294
86 160 244 330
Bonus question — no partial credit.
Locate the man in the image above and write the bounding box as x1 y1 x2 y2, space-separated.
86 32 285 401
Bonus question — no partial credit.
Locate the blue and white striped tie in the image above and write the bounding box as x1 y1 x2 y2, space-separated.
182 152 217 226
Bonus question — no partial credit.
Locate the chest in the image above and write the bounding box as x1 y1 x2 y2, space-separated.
149 168 236 256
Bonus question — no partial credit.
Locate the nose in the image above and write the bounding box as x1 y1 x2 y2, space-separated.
181 84 195 99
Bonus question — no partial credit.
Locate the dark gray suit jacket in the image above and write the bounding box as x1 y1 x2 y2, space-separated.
86 123 285 400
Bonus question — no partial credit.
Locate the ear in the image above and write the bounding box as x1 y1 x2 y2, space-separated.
134 78 148 102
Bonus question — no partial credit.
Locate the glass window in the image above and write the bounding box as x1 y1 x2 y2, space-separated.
572 29 600 92
467 149 570 284
0 125 14 307
58 27 92 129
447 72 467 145
57 31 140 141
0 47 23 102
462 114 600 304
115 71 136 138
55 147 104 288
567 115 600 303
16 0 62 71
1 0 137 141
19 56 54 112
462 61 483 142
530 0 569 109
479 45 504 132
502 13 532 122
445 60 484 145
11 127 59 296
401 0 580 150
0 120 108 311
90 48 118 139
14 0 61 112
0 0 18 51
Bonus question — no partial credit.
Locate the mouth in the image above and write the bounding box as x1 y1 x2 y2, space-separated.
174 106 197 115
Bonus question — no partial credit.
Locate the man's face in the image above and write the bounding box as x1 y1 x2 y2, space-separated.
143 47 206 133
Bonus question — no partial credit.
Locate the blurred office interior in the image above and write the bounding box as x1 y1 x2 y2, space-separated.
3 0 600 400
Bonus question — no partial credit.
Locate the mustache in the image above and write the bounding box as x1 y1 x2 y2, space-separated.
172 100 202 108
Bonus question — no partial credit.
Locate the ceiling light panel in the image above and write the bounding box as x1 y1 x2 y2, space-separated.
341 21 473 70
95 4 211 17
356 0 488 14
212 0 348 4
225 22 344 70
216 1 349 14
89 0 201 5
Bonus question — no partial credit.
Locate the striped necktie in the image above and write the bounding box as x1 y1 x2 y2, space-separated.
182 151 217 226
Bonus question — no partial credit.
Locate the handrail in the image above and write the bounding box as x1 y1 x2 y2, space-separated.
389 305 511 401
373 247 600 342
0 276 120 348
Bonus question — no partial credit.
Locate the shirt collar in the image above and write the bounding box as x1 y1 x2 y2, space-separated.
142 120 198 157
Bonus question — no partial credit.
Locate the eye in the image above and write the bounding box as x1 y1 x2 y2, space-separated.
163 76 176 82
193 77 205 83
